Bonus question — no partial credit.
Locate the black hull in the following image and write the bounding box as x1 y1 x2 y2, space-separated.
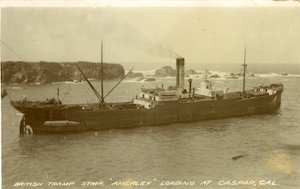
16 91 282 134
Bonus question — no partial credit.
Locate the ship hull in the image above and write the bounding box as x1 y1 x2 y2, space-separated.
16 91 282 134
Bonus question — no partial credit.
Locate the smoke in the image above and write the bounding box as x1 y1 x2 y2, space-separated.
146 44 182 59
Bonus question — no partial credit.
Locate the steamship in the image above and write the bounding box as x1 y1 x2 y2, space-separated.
10 47 283 135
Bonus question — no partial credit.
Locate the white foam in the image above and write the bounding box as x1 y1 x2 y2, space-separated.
52 81 83 85
124 77 158 83
134 69 156 77
125 69 156 77
286 74 300 78
254 73 300 78
129 69 300 81
259 73 281 77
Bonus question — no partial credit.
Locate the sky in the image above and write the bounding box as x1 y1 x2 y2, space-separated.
1 1 300 69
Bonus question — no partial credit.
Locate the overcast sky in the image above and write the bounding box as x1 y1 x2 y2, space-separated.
1 2 300 69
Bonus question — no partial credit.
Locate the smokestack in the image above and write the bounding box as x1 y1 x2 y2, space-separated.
176 58 185 89
188 79 192 93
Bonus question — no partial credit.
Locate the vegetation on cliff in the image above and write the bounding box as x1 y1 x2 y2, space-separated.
1 61 125 84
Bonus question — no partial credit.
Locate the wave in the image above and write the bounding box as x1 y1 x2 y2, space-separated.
52 81 83 85
125 69 300 81
135 69 156 77
123 77 158 83
257 73 300 78
125 69 156 77
257 73 284 77
286 74 300 78
188 71 243 81
123 78 143 83
8 86 23 90
28 82 41 85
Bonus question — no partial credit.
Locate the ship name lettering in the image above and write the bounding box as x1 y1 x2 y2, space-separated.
111 181 152 186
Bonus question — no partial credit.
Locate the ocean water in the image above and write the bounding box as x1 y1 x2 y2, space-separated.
1 74 300 189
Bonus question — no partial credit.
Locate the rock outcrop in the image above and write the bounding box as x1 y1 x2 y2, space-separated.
1 61 125 84
185 69 198 76
127 70 144 78
209 74 221 78
155 66 176 77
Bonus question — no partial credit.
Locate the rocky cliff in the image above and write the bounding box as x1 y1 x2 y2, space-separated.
1 61 125 84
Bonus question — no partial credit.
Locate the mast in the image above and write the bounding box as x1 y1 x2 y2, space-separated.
57 88 60 101
242 48 247 94
77 40 132 107
100 40 104 104
205 68 208 81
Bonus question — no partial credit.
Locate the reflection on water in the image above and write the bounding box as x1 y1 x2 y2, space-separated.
2 77 300 188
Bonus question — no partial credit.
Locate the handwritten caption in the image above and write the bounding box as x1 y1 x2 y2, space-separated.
14 179 279 187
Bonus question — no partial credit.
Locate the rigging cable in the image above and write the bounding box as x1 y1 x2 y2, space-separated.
61 85 71 101
1 40 22 101
0 40 23 60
